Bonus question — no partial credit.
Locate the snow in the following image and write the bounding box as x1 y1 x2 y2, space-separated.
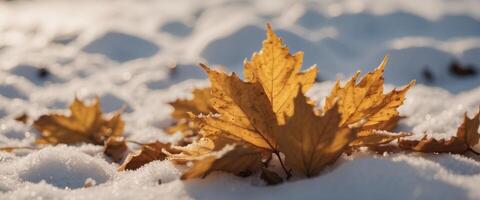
1 0 480 199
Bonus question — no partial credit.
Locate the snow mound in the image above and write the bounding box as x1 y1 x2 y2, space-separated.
160 21 193 37
15 146 114 189
0 84 27 100
83 32 160 63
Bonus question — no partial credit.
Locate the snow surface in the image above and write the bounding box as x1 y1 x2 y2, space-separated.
1 0 480 199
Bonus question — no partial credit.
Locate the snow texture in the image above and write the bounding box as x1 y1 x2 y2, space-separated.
1 0 480 199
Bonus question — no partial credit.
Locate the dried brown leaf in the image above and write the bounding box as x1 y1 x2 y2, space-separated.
399 135 468 153
34 97 124 145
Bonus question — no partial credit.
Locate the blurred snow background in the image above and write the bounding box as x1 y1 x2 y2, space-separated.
0 0 480 199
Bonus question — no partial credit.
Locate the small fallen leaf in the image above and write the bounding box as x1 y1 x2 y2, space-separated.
244 23 317 124
399 109 480 153
398 135 467 153
276 90 355 177
167 88 215 136
119 141 175 171
34 97 124 145
104 136 128 163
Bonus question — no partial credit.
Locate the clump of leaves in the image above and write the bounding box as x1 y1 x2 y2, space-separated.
161 24 416 180
2 23 479 185
34 97 124 145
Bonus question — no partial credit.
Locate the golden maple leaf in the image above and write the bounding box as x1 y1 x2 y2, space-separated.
324 56 415 127
34 97 124 145
195 64 277 150
244 24 317 124
399 108 480 153
166 88 215 135
324 56 415 147
275 90 355 177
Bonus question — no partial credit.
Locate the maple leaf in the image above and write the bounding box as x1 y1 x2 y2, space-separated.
195 64 277 150
244 24 317 124
399 109 480 153
275 90 355 177
119 141 176 171
166 88 215 135
325 56 415 127
174 24 318 151
324 56 415 147
34 97 124 145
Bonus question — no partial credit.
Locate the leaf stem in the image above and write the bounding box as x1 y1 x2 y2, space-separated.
273 150 291 179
